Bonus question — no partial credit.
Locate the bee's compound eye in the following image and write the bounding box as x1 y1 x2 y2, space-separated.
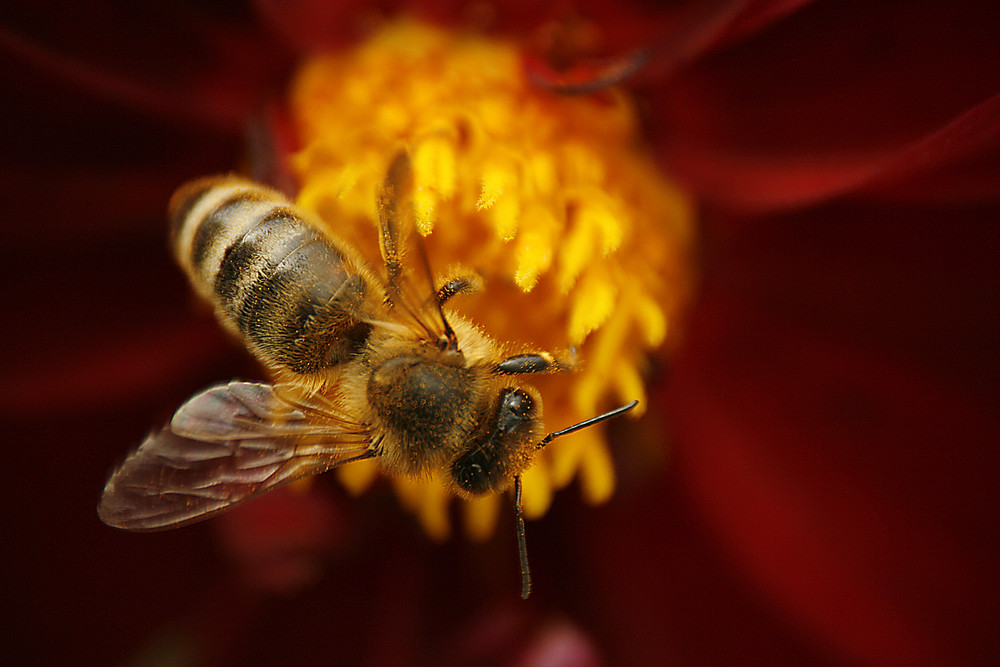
452 448 497 495
506 389 534 417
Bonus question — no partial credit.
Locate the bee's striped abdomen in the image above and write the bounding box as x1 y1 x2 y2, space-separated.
170 177 374 376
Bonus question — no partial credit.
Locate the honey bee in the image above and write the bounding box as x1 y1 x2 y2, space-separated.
98 150 636 598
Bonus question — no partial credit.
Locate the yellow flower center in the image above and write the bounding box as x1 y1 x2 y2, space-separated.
287 20 694 540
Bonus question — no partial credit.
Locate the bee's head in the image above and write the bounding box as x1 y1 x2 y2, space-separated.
451 385 638 598
450 386 543 496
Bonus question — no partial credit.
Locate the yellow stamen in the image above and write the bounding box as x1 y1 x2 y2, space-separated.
394 472 452 541
288 19 694 539
463 494 501 542
519 461 554 520
334 457 379 496
513 206 557 290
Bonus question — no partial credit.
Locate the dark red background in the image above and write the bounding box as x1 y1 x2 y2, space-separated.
2 2 997 664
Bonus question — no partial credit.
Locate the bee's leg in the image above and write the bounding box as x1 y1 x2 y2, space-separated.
493 349 577 375
326 447 379 471
435 275 481 305
514 475 532 599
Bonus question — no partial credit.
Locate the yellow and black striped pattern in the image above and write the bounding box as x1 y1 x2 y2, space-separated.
169 177 375 376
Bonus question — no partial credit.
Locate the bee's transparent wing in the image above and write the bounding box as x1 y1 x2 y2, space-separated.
169 381 359 440
98 382 372 532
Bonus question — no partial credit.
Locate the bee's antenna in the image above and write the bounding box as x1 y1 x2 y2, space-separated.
515 399 638 598
536 400 639 451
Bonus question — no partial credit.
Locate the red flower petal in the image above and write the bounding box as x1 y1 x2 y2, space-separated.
651 1 1000 211
214 485 344 595
861 94 1000 203
1 315 236 416
665 204 999 663
0 3 288 129
658 92 1000 211
625 0 819 83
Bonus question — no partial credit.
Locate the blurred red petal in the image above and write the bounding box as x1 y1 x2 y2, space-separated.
0 55 243 175
861 94 1000 203
2 209 245 417
526 0 817 93
652 1 1000 210
253 0 559 50
4 168 215 243
670 313 998 664
515 621 601 667
214 485 343 595
0 3 288 129
665 205 999 663
583 472 834 663
659 93 1000 211
708 0 816 51
1 316 234 415
631 0 818 83
252 0 376 51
